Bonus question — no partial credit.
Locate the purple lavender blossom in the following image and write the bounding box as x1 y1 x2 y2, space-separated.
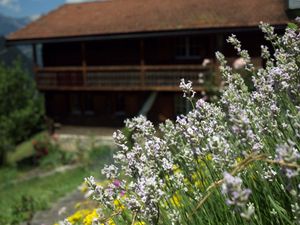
222 172 252 207
275 142 300 178
113 179 121 188
275 142 300 163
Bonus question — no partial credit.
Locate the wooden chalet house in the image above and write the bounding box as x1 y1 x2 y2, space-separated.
6 0 293 126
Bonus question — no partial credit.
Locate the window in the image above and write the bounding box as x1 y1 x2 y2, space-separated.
84 94 95 115
70 93 95 116
36 44 43 67
175 37 202 59
70 94 81 115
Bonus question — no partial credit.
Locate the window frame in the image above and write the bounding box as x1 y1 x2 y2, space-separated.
175 36 202 60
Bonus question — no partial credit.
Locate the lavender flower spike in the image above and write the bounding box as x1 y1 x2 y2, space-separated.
179 78 196 99
221 172 252 207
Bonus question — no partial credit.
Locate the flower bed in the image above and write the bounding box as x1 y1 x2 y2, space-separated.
60 21 300 225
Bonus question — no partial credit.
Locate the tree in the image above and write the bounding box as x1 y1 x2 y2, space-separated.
0 60 44 164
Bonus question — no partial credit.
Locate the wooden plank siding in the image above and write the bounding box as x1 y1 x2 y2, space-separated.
33 31 267 125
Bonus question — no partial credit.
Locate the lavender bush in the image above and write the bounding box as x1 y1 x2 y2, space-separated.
64 21 300 225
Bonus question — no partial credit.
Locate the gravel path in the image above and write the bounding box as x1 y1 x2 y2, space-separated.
30 190 85 225
1 164 81 190
26 126 116 225
56 126 119 137
56 134 115 152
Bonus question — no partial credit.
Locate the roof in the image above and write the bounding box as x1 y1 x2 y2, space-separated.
7 0 288 42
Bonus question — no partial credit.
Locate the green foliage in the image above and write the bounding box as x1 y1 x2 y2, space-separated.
0 166 18 184
87 145 115 176
0 167 88 225
0 143 116 225
0 60 44 164
38 145 75 168
31 134 77 168
7 131 46 165
287 22 298 30
10 195 42 225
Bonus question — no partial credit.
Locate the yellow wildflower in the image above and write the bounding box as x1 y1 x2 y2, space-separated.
172 165 181 173
67 209 91 224
114 199 125 210
101 218 116 225
80 183 88 193
134 222 146 225
170 194 182 207
195 180 203 188
206 154 212 161
236 157 243 163
192 173 198 180
83 209 99 225
108 219 116 225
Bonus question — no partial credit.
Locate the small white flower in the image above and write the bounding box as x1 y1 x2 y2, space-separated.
233 57 246 69
179 78 196 98
58 206 67 216
202 58 211 67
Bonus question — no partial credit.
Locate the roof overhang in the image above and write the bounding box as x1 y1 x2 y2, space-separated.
5 24 287 46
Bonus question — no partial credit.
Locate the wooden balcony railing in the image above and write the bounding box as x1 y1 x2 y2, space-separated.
35 65 215 91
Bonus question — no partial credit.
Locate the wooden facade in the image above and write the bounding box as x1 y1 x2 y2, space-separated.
35 31 266 90
6 0 289 126
28 30 268 126
36 35 215 92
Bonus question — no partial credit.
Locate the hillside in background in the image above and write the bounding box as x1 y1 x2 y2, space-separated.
0 13 32 72
0 14 31 36
0 37 32 71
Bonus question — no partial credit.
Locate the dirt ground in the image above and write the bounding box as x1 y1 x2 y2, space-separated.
55 125 120 137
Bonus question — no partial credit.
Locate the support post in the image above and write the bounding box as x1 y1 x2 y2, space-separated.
140 39 145 88
81 42 87 86
32 44 39 84
214 34 223 87
32 44 37 70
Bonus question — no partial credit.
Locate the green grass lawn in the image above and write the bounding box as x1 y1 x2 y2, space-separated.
0 145 115 225
0 167 89 225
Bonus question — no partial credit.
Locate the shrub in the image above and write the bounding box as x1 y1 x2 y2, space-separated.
63 21 300 225
33 134 77 168
0 60 44 164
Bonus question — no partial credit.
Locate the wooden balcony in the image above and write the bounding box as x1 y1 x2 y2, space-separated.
35 64 215 91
